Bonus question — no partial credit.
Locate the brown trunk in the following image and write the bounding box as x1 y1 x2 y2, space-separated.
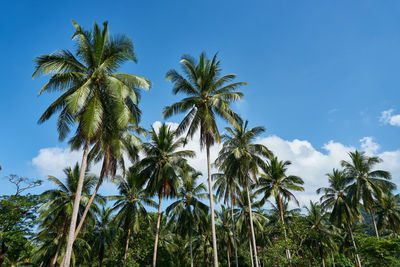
206 144 219 267
227 241 231 267
152 194 162 267
370 208 380 239
249 236 254 267
63 139 90 267
50 232 66 267
123 228 131 267
73 152 109 241
331 252 335 267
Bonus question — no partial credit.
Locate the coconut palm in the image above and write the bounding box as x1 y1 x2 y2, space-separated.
90 206 115 267
317 169 362 267
163 52 246 267
341 150 395 238
166 166 208 267
36 163 98 267
72 124 143 243
304 201 338 267
215 120 271 267
109 166 156 267
255 156 304 264
33 20 150 266
235 189 267 267
212 172 241 267
138 123 195 267
376 193 400 236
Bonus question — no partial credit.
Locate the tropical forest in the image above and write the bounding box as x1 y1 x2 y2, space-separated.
1 2 400 267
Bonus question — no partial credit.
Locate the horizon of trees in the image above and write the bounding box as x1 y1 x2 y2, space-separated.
1 20 400 267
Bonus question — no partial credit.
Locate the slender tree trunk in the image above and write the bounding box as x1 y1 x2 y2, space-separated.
230 194 239 267
277 195 291 264
370 208 380 239
189 231 194 267
227 241 231 267
152 194 162 267
206 144 219 267
322 257 325 267
73 154 109 241
245 180 259 267
63 139 90 267
249 236 254 267
123 228 131 267
348 226 362 267
205 237 209 266
331 252 335 267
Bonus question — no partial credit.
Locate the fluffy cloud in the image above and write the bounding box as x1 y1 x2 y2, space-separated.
32 125 400 208
380 109 400 127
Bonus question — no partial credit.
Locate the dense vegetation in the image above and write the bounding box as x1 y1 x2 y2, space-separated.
1 21 400 267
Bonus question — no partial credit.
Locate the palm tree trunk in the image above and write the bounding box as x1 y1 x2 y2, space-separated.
348 226 362 267
73 154 109 241
322 257 326 267
331 252 335 267
63 139 90 267
245 180 259 267
249 236 254 267
189 231 194 267
152 194 162 267
206 144 219 267
277 195 291 264
370 208 380 239
230 194 239 267
123 228 131 267
227 242 231 267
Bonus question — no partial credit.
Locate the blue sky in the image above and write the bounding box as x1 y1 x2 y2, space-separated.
1 1 400 202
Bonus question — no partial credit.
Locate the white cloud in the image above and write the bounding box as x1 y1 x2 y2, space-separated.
380 109 400 127
32 125 400 208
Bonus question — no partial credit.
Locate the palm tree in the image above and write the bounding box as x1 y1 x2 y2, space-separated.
212 172 241 267
235 189 267 267
33 21 150 267
341 150 395 238
163 52 246 267
317 169 362 267
72 125 143 243
255 156 304 264
109 166 156 267
304 201 338 267
215 120 271 267
376 193 400 237
37 163 98 267
90 206 115 267
216 205 235 267
138 123 195 267
166 166 208 267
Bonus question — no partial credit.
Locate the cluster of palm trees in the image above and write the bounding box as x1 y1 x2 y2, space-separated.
31 20 400 267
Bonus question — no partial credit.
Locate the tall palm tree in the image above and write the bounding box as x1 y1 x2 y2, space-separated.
215 120 271 267
212 172 241 267
163 52 246 267
33 21 150 267
376 193 400 237
37 163 98 267
341 150 395 238
317 169 362 267
235 189 267 267
255 156 304 264
166 166 208 267
138 123 195 267
109 166 156 267
72 125 143 242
